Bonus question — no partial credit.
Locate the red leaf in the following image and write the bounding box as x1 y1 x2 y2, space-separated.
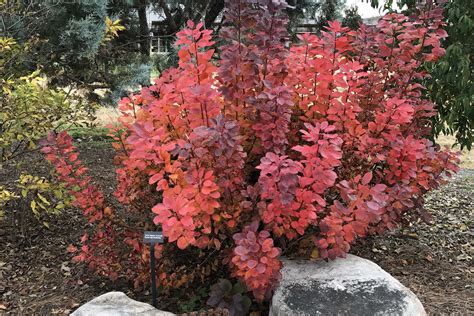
247 259 258 269
361 172 372 185
177 237 189 249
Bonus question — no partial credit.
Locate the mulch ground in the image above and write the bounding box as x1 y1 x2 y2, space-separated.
352 168 474 315
0 141 472 315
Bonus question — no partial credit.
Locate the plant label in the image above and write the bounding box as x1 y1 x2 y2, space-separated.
143 231 163 244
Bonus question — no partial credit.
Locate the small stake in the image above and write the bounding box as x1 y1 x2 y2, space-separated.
143 231 164 308
150 245 157 307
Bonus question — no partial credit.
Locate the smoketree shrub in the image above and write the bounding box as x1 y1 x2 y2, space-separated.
42 0 459 304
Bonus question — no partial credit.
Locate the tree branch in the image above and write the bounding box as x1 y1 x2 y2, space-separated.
158 0 178 33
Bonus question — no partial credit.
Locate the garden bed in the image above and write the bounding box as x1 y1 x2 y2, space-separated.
0 141 472 315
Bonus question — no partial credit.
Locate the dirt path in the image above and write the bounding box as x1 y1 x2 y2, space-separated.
0 142 472 315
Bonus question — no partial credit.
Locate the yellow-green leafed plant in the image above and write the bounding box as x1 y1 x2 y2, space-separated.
104 17 126 42
15 174 73 228
0 187 17 219
1 72 94 162
0 38 93 227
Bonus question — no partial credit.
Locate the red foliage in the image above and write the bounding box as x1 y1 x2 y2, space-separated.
230 222 281 301
41 131 122 280
43 0 459 302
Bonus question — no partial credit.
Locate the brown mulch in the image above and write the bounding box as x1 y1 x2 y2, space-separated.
0 142 128 315
352 169 474 315
0 141 472 315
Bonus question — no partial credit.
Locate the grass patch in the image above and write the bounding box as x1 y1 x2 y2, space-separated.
65 126 113 149
94 107 120 127
67 126 110 141
436 135 474 169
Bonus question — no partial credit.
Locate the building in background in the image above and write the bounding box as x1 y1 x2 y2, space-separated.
145 5 381 55
146 7 172 55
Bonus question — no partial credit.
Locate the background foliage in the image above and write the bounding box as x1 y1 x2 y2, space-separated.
0 0 150 103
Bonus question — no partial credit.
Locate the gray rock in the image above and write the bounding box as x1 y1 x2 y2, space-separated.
270 254 426 316
71 291 175 316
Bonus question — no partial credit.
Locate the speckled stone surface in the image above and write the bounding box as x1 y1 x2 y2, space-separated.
72 292 175 316
270 255 426 316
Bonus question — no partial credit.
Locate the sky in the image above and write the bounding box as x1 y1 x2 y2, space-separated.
345 0 400 18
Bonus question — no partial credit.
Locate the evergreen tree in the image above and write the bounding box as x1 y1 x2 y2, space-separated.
0 0 151 103
342 5 363 29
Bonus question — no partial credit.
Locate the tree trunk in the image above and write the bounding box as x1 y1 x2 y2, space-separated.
204 0 225 29
137 0 150 56
158 0 178 34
